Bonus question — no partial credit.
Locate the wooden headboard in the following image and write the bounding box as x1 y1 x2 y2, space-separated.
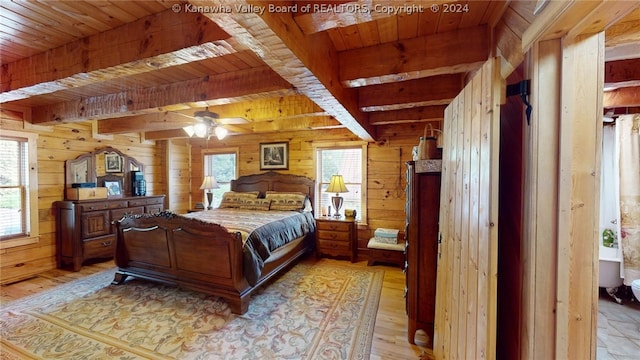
231 171 316 206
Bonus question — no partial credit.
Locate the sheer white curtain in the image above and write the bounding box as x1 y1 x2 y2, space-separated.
600 124 620 248
618 114 640 286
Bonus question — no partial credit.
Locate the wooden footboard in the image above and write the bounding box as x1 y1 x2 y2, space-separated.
112 211 314 314
113 211 253 314
112 172 317 314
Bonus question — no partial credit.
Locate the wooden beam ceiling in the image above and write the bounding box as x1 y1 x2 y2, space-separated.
368 105 446 125
0 10 236 102
2 0 637 141
359 73 463 111
31 66 294 124
339 25 489 87
195 0 376 141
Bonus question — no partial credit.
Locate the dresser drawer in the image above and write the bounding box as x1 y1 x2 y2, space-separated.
83 235 116 259
316 221 351 232
317 239 350 251
111 206 144 221
317 229 351 242
145 204 163 214
79 200 128 212
128 197 164 207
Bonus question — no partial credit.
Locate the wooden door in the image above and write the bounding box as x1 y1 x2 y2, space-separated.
434 57 503 359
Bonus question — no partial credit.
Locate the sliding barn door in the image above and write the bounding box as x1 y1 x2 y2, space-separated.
434 57 503 359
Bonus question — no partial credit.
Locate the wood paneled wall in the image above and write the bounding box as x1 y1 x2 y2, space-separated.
165 139 191 212
187 124 437 253
1 111 437 284
0 117 167 284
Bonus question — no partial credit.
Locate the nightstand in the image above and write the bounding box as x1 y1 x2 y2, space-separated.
315 216 357 262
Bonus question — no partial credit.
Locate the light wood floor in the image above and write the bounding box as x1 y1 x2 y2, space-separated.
0 257 433 360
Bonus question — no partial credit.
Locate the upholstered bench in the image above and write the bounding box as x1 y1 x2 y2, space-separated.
367 238 405 268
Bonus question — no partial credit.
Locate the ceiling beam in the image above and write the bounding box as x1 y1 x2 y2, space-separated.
31 66 294 124
339 25 489 87
143 115 341 140
171 95 325 121
522 0 639 52
566 1 640 39
1 10 236 103
605 58 640 89
97 112 193 134
359 73 463 111
368 105 446 125
232 115 342 132
197 0 376 141
144 128 191 140
603 86 640 108
606 6 640 47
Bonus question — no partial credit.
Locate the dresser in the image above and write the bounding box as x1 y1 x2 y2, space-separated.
405 160 441 346
315 217 357 262
55 195 165 271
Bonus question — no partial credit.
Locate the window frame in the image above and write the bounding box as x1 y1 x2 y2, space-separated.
202 147 239 208
0 130 39 249
313 141 368 225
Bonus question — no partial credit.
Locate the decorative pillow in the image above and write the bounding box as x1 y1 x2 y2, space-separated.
239 199 271 211
219 191 260 208
265 191 307 211
303 197 313 212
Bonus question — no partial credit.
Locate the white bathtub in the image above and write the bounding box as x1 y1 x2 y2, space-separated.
599 246 623 288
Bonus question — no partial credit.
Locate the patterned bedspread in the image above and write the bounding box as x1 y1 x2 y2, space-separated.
183 209 315 285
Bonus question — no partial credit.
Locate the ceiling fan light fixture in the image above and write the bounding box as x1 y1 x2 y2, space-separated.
194 122 208 137
214 126 228 140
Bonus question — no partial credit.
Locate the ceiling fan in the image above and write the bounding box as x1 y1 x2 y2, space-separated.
182 108 248 140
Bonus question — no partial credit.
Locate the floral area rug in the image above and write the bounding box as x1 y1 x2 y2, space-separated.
0 261 384 359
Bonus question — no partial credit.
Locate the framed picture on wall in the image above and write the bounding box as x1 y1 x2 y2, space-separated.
260 142 288 170
105 153 123 173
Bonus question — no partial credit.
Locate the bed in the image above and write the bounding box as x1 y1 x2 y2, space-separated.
111 171 316 314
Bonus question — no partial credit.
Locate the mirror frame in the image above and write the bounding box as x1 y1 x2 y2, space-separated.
65 146 144 198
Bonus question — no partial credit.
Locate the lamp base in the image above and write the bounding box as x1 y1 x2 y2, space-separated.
331 195 343 218
206 192 213 210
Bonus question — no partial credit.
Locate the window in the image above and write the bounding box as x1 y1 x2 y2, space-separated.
315 143 367 222
0 131 39 247
203 149 238 208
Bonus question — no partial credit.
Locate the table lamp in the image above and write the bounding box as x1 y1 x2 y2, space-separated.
200 175 219 209
326 174 348 217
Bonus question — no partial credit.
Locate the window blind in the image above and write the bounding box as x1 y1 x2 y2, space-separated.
0 137 29 240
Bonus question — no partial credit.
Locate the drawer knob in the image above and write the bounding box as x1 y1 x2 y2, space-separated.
101 240 112 247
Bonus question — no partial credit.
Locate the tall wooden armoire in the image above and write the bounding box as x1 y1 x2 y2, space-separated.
405 160 441 346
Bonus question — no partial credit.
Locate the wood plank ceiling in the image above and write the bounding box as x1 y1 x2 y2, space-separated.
1 1 639 141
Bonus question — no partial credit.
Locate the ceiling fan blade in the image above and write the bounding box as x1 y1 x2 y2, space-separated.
218 117 249 125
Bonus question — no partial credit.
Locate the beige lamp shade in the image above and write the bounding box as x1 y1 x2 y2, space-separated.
200 175 219 190
326 175 348 194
